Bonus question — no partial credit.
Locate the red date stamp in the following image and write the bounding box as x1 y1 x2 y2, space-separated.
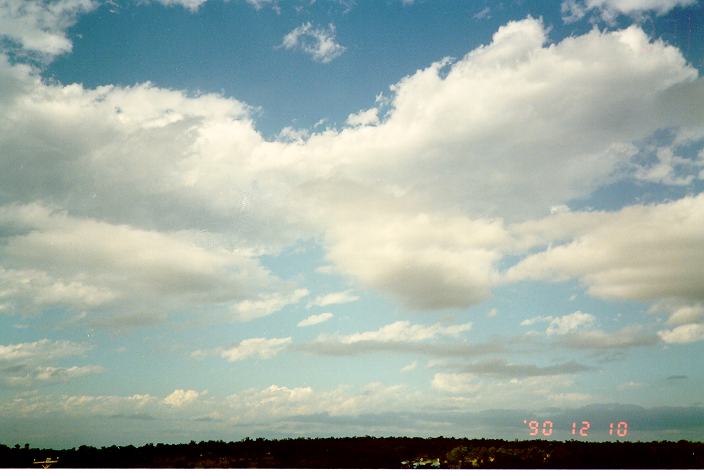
523 419 629 437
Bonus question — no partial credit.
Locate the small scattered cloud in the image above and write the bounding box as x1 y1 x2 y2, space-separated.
233 289 309 321
215 337 292 362
152 0 208 12
521 311 596 336
401 361 417 373
163 389 205 407
280 22 345 63
297 312 333 327
330 320 471 344
473 6 491 20
561 0 697 24
307 290 358 308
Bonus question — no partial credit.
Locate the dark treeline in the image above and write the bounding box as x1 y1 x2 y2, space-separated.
1 437 702 469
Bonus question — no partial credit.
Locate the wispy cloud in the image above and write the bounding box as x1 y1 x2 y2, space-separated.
193 337 292 362
298 312 333 327
307 290 358 308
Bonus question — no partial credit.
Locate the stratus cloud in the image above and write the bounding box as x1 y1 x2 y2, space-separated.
280 22 345 63
0 339 99 386
0 0 97 57
0 203 274 321
452 359 592 378
301 320 473 356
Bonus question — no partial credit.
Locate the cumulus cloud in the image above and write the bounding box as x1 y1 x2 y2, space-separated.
163 388 205 407
297 312 333 327
0 15 702 318
345 107 379 127
507 194 704 303
280 22 345 63
0 203 276 323
658 323 704 344
0 0 97 58
521 311 597 336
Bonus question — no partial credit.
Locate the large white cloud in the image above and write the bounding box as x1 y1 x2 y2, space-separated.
0 0 97 58
0 16 701 316
0 202 276 323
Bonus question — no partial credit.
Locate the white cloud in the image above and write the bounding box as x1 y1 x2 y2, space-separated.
297 312 333 327
345 107 379 127
432 373 588 409
658 323 704 344
558 326 659 349
507 194 704 305
334 320 471 344
153 0 207 12
432 372 481 394
34 365 103 382
540 311 596 336
307 290 358 308
163 388 205 407
0 15 701 318
0 339 90 363
634 147 701 186
281 22 345 63
0 339 98 386
561 0 696 23
0 203 275 322
0 0 97 57
401 361 417 373
233 289 309 321
668 304 704 326
219 337 292 362
473 7 491 20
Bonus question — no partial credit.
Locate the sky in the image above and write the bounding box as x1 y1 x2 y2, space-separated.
0 0 703 448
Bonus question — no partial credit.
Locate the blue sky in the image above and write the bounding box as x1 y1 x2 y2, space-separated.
0 0 703 448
